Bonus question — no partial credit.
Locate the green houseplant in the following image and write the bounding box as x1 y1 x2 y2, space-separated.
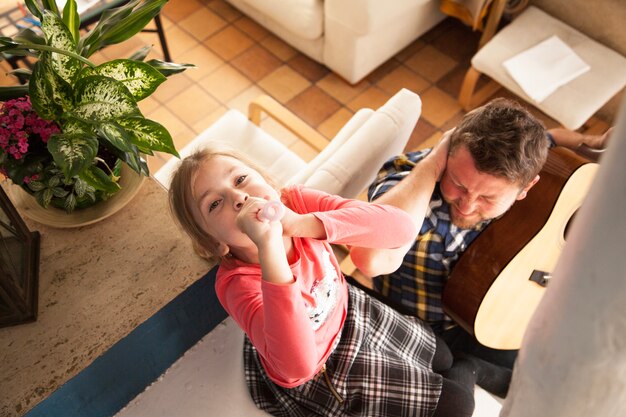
0 0 192 213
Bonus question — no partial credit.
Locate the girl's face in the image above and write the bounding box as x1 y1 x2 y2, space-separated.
190 155 279 252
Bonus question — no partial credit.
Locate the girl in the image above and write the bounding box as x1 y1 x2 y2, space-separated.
168 146 477 417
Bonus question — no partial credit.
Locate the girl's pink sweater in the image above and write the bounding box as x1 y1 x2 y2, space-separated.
216 185 417 387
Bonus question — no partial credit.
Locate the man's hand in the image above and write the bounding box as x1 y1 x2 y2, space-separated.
349 131 453 279
424 129 452 181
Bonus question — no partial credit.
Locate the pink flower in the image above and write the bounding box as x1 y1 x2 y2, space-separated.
0 96 61 183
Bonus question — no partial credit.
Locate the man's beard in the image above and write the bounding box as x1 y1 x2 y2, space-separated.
448 204 486 229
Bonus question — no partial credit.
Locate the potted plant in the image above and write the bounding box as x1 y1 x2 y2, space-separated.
0 0 192 214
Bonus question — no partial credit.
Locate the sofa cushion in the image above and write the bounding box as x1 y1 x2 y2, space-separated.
238 0 323 40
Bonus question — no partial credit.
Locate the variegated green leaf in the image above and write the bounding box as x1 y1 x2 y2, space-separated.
41 10 80 84
64 193 77 212
74 177 88 197
96 121 135 153
118 117 178 157
29 53 74 118
81 165 121 193
72 75 140 121
85 59 166 101
62 117 93 135
40 188 54 208
47 132 98 178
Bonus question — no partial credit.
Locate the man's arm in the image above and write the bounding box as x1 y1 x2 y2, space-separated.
548 127 612 150
349 132 451 278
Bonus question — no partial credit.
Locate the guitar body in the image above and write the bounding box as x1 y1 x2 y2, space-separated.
442 147 598 350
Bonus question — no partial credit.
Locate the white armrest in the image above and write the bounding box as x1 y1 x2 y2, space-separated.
297 88 422 198
153 110 306 190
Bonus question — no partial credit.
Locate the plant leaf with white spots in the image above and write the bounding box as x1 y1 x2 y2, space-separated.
84 59 166 101
47 132 98 178
72 75 140 121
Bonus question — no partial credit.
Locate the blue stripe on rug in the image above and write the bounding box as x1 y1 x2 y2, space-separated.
25 266 227 417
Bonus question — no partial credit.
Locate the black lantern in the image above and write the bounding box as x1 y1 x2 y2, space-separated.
0 185 40 328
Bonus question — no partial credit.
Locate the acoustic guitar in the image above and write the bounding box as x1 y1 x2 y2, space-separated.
442 147 598 350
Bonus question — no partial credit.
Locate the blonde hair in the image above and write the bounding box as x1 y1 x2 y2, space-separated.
168 146 278 261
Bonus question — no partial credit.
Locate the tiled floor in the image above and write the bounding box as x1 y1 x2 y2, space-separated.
0 0 611 181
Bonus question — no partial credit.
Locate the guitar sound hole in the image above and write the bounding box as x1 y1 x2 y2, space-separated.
564 210 578 241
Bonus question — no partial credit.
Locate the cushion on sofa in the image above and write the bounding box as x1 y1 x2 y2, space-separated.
237 0 324 40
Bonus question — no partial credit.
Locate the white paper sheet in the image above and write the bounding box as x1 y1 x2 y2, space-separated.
503 35 590 103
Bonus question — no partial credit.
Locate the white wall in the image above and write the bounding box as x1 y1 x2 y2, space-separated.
501 100 626 416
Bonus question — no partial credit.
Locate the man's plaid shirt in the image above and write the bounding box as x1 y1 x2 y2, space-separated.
368 149 490 333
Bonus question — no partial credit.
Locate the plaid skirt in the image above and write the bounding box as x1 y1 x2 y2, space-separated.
243 284 442 417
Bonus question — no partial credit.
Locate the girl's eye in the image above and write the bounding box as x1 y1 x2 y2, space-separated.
209 199 221 212
236 175 247 185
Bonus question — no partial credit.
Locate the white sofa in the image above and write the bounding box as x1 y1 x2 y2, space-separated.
224 0 446 84
154 88 422 197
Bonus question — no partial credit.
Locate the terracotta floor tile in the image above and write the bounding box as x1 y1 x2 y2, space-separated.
231 45 283 82
260 34 299 62
405 45 458 83
178 7 228 41
152 73 194 103
258 65 311 104
227 85 268 115
436 61 470 98
287 54 330 83
317 108 356 140
176 44 224 82
376 66 431 96
317 73 370 104
146 106 196 151
394 38 427 62
163 0 204 22
234 16 271 41
259 118 305 149
419 86 462 127
429 19 480 63
198 64 252 102
286 86 342 127
134 31 169 61
441 110 465 132
418 131 445 151
205 26 254 61
346 86 392 112
207 0 243 22
365 59 401 84
405 118 438 152
162 25 202 57
99 36 146 61
165 85 221 127
420 17 457 44
138 96 161 116
191 106 229 135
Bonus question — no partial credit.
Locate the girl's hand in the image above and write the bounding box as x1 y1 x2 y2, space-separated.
280 204 326 239
236 197 283 246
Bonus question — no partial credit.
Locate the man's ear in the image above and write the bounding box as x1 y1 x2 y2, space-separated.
517 174 540 200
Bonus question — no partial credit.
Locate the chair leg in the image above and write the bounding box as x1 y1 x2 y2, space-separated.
459 66 481 111
459 66 502 111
